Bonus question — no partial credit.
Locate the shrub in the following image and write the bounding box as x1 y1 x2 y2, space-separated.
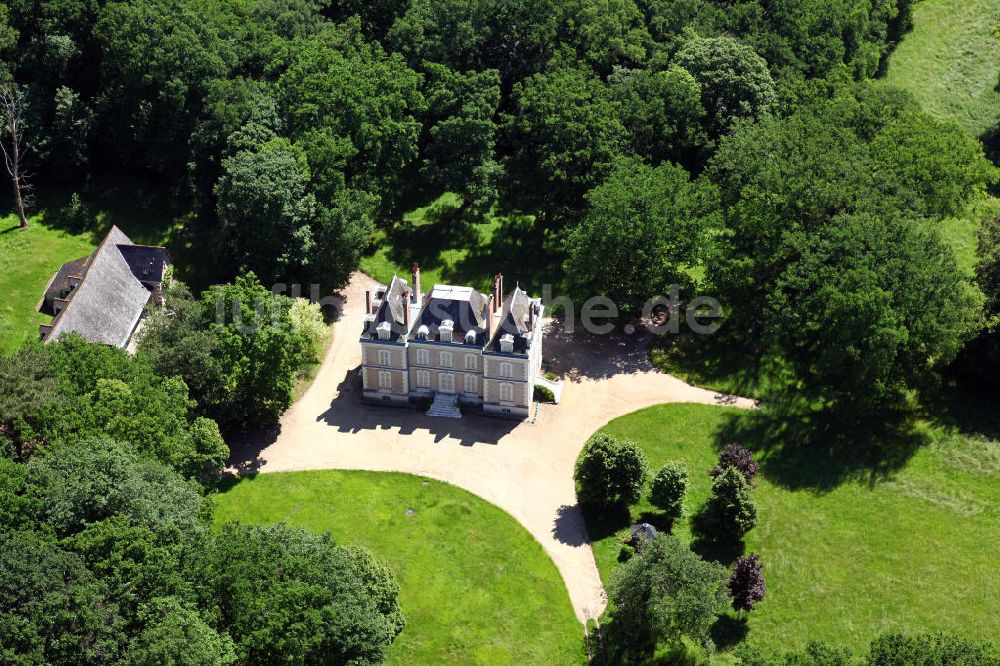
866 632 999 665
710 443 759 485
288 298 327 360
534 385 555 402
701 466 757 539
575 432 649 509
649 461 688 523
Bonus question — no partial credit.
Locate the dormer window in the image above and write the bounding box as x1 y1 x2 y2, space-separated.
376 321 391 340
440 319 454 343
499 334 514 354
465 329 477 345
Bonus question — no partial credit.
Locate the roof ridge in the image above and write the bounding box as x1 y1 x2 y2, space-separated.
46 226 141 341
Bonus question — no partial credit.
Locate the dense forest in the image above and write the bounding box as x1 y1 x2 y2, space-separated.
2 0 999 662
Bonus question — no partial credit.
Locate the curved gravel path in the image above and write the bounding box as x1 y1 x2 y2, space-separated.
230 273 755 623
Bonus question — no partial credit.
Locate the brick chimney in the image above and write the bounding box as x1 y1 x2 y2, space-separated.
492 273 503 313
365 289 372 314
411 263 421 304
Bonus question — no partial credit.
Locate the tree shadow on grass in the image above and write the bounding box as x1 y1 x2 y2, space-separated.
30 174 228 291
710 615 748 651
376 196 480 274
921 380 1000 443
449 213 563 294
648 331 767 400
689 507 747 565
715 397 929 493
579 503 632 543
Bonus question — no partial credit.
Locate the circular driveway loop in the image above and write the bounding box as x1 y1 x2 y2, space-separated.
229 273 755 623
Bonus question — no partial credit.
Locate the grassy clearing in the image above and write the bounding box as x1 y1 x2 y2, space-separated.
940 194 1000 277
212 470 585 666
584 403 1000 655
881 0 1000 138
0 216 95 354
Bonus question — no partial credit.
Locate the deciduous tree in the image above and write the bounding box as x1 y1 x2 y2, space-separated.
649 461 687 523
607 534 728 655
728 553 766 614
564 156 718 321
710 443 759 485
575 432 649 508
0 83 31 228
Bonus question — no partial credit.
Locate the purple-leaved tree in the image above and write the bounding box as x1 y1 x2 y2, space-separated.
710 443 760 485
728 553 766 615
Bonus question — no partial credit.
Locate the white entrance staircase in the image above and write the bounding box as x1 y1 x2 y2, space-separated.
426 392 462 419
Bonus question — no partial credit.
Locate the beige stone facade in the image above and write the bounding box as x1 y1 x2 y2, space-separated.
359 269 544 419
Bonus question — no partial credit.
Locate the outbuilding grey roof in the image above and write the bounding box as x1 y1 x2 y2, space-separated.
43 226 169 349
41 255 91 315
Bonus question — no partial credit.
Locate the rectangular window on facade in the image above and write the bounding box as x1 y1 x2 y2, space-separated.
465 354 477 370
378 370 392 390
464 374 477 394
416 370 430 388
499 382 513 402
416 348 429 365
440 351 453 368
500 362 513 378
377 349 391 366
440 373 455 393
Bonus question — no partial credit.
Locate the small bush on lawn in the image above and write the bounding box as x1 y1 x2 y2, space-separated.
649 460 688 524
575 432 648 509
710 443 759 485
699 466 758 539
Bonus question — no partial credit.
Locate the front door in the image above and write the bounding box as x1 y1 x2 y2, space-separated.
439 373 455 394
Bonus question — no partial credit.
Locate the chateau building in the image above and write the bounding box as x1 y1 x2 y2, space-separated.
359 265 544 419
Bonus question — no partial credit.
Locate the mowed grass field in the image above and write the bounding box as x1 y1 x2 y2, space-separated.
882 0 1000 138
882 0 1000 282
212 471 585 665
585 404 1000 655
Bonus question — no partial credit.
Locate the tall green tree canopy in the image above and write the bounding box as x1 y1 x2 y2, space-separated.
564 156 719 321
276 22 424 214
503 66 626 226
201 273 312 426
707 87 993 419
675 35 776 136
607 534 729 657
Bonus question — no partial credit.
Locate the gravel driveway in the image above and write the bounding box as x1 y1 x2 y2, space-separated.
229 272 755 623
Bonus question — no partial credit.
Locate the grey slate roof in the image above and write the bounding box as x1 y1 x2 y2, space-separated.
412 284 491 346
44 226 169 349
41 255 90 315
361 275 412 342
484 286 538 354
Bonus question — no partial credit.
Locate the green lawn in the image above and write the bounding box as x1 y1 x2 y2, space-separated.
212 470 585 665
882 0 1000 138
0 215 95 354
585 403 1000 655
